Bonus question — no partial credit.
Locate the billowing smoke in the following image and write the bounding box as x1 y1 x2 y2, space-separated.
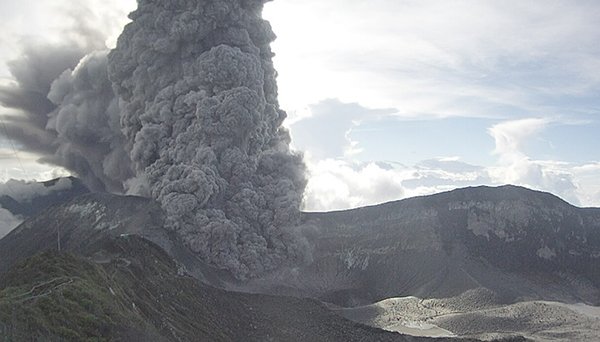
109 0 306 279
0 0 308 279
45 51 133 192
0 10 133 192
0 40 97 160
107 0 308 279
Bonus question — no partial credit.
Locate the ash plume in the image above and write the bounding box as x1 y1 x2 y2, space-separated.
0 0 308 279
46 51 133 192
0 8 133 192
108 0 308 279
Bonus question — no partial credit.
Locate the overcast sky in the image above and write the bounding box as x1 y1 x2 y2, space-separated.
1 0 600 211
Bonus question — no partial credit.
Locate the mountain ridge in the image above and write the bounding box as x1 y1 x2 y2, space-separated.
1 179 598 340
304 184 589 215
278 183 600 307
2 180 599 305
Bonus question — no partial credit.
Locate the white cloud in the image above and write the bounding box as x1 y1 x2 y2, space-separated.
488 118 549 160
303 155 600 212
265 0 600 120
289 99 394 160
303 159 407 211
269 1 600 210
290 98 600 211
302 157 491 212
301 116 600 211
571 162 600 207
486 118 580 204
486 118 550 187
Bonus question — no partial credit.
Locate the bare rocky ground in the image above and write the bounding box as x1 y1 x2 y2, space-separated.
338 288 600 341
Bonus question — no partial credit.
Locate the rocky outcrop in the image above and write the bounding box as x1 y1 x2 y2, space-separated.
277 185 600 306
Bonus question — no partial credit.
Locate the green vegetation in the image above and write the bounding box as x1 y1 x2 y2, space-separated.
0 235 425 342
0 250 154 341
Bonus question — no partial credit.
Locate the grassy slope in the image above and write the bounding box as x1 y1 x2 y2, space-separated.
0 250 162 341
0 236 449 342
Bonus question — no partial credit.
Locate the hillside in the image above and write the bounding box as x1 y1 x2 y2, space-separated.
0 235 463 341
1 182 598 340
249 185 600 307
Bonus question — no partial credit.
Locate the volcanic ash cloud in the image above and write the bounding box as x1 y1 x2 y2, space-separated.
0 32 131 193
108 0 308 279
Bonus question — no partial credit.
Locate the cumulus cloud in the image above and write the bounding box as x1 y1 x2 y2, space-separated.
488 118 548 160
572 163 600 206
301 154 593 212
300 115 598 211
487 118 579 204
303 159 406 211
108 0 308 279
301 114 599 212
302 157 494 212
487 118 549 186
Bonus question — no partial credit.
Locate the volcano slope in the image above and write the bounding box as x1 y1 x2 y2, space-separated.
254 185 599 341
1 183 598 341
260 185 600 308
0 213 468 341
236 184 600 341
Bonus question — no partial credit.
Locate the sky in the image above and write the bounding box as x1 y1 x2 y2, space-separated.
1 0 600 211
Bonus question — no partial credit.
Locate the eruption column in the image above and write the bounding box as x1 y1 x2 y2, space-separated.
108 0 307 279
